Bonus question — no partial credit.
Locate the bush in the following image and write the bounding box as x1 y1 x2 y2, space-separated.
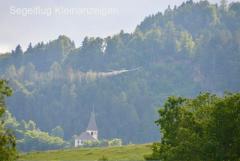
81 138 122 147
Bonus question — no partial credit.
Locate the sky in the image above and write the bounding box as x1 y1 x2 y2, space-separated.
0 0 237 53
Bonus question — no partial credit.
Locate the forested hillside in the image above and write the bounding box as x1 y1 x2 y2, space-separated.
0 0 240 150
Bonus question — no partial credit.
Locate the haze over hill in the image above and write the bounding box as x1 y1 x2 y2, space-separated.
0 0 240 152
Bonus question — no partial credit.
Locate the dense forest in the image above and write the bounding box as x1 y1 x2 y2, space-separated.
0 0 240 151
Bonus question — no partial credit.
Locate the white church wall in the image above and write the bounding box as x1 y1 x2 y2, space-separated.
86 130 98 140
75 139 83 147
74 139 79 147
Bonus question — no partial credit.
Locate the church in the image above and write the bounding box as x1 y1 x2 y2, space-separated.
74 111 98 147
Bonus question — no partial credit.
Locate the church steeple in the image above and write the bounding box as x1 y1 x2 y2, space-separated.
86 108 98 140
86 110 98 131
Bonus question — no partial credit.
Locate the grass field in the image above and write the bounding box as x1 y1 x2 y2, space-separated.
19 144 152 161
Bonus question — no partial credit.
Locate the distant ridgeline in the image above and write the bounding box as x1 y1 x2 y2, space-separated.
0 0 240 151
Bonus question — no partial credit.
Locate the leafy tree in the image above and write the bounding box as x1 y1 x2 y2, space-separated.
145 93 240 161
4 112 68 152
27 120 36 131
18 129 66 152
0 80 17 161
51 126 64 138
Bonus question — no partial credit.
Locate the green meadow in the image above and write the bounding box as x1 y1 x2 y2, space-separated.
19 144 152 161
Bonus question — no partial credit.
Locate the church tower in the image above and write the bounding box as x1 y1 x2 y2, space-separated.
86 110 98 140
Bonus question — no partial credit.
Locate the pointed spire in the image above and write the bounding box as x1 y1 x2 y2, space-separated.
92 105 95 114
86 107 97 131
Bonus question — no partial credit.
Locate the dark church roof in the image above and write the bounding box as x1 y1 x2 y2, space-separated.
86 111 98 131
75 132 96 141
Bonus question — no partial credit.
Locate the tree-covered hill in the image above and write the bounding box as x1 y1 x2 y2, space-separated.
0 0 240 150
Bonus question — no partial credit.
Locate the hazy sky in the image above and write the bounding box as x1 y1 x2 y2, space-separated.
0 0 236 53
